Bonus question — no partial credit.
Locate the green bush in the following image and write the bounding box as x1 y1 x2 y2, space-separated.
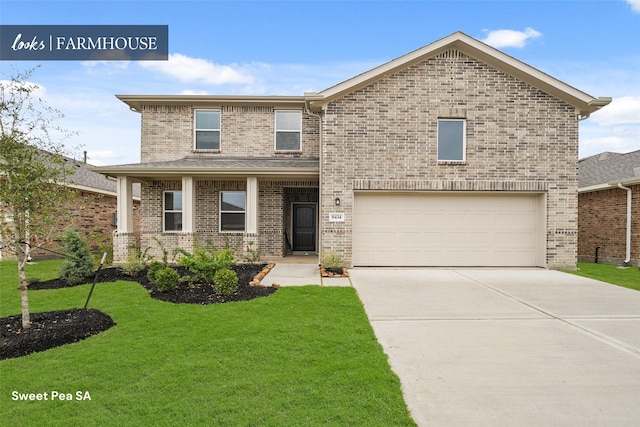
242 240 261 263
154 267 180 292
321 250 343 269
213 268 238 296
122 244 150 276
147 260 164 284
60 229 95 285
177 246 235 285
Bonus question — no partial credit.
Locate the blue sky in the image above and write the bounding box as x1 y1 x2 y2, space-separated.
1 0 639 165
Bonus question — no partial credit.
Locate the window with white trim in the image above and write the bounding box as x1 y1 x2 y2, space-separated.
163 191 182 232
275 110 302 151
220 191 246 232
437 119 466 161
194 109 221 150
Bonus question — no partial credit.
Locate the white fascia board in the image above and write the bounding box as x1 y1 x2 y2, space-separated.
579 177 640 193
67 183 141 201
578 183 615 193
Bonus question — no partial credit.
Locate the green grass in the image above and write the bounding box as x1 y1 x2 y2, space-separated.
567 262 640 291
0 260 415 426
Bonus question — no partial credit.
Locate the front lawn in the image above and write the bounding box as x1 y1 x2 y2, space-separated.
0 260 415 426
567 262 640 291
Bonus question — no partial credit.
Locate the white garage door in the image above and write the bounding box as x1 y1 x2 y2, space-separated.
353 192 545 267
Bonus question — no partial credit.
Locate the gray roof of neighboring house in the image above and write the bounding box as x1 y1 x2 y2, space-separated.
63 156 141 197
578 150 640 188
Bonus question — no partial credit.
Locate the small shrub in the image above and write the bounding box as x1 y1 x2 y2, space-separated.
243 240 261 263
122 244 150 276
214 268 238 296
176 246 236 285
321 250 343 269
147 260 164 284
91 234 113 266
60 229 95 285
154 267 180 292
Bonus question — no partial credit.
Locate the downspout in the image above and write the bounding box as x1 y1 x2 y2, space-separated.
304 95 323 262
617 183 632 264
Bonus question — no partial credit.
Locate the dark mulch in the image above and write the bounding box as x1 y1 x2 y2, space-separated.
1 309 115 360
2 263 276 360
28 263 276 304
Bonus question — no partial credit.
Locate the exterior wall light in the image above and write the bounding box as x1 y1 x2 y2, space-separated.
335 197 341 206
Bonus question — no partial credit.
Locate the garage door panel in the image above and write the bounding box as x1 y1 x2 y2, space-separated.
353 192 544 267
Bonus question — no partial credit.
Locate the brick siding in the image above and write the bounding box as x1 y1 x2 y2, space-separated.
3 190 140 261
137 179 318 262
320 49 579 269
140 105 319 162
127 48 583 269
578 185 639 266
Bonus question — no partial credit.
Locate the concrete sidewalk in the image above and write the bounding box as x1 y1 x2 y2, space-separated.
261 263 351 287
350 268 640 427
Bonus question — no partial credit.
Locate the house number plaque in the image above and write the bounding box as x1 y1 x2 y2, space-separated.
328 213 345 222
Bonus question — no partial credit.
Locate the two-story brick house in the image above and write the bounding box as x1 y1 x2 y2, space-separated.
95 32 610 269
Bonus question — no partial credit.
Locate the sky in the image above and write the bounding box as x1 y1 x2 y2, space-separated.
1 0 639 166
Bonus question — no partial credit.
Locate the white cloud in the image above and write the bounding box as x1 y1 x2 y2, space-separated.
481 27 542 48
627 0 640 13
139 53 255 86
590 96 640 126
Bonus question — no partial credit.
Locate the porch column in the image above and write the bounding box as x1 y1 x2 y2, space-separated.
246 177 258 234
182 176 196 233
114 176 137 264
116 176 133 233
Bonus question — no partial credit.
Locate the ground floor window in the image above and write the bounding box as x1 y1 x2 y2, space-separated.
164 191 182 231
220 191 246 232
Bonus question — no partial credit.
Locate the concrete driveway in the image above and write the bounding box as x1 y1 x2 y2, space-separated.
350 268 640 427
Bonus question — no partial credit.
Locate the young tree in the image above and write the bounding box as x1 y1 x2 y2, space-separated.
0 67 77 328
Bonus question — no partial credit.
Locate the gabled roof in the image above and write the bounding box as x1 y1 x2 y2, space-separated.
579 150 640 191
307 31 610 118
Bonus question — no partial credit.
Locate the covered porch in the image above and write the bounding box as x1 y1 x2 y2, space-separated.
92 157 319 264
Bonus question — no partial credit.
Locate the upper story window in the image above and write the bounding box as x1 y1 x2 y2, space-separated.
437 119 466 162
194 109 221 151
164 191 182 232
275 110 302 151
220 191 246 232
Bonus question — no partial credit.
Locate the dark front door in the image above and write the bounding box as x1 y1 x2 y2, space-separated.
293 204 316 252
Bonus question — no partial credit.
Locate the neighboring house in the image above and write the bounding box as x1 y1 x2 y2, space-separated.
1 154 141 260
94 32 610 269
578 150 640 266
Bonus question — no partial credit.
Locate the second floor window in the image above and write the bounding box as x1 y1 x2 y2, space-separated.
195 110 221 150
275 110 302 151
437 119 466 161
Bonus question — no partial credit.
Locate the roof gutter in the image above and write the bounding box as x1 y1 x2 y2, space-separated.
617 183 632 264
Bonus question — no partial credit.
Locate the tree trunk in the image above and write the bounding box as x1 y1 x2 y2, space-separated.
17 249 31 329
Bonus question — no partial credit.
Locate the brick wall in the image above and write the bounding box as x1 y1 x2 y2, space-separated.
578 185 639 266
4 190 140 261
140 105 320 162
136 178 318 263
320 49 580 269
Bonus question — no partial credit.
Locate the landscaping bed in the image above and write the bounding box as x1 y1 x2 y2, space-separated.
28 263 276 304
1 263 276 360
1 308 115 360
